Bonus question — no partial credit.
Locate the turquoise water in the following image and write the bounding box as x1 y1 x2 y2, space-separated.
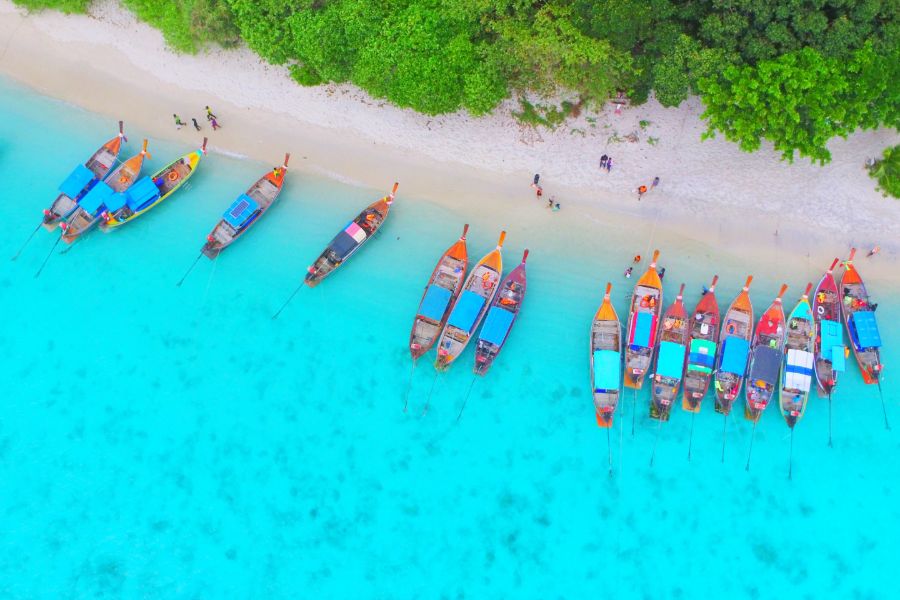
1 77 897 598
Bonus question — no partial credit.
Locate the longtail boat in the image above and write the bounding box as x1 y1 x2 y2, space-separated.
682 275 720 412
61 139 151 244
590 282 622 428
409 225 470 361
201 154 290 259
713 276 754 415
43 121 126 229
305 183 399 287
624 250 663 389
650 283 689 421
434 231 506 371
474 249 528 376
779 284 815 428
840 248 883 385
744 284 789 422
813 258 845 397
101 138 208 230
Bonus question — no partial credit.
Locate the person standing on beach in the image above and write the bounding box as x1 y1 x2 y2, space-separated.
210 117 221 131
191 118 201 131
547 196 554 208
867 246 880 258
652 176 660 189
205 106 217 120
173 114 185 130
600 154 608 170
606 157 613 172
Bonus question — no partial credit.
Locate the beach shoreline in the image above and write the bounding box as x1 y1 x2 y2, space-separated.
1 0 898 283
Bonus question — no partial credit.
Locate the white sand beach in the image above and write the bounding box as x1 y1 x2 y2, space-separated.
1 0 898 281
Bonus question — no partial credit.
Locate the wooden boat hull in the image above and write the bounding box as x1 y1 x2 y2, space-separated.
713 277 754 415
839 250 882 385
43 123 125 229
682 277 720 413
101 139 207 230
649 285 688 422
473 250 528 376
202 155 290 259
434 232 505 371
409 225 469 361
744 285 788 422
62 140 150 244
591 283 622 428
779 289 815 428
623 251 663 390
305 183 398 287
813 259 843 397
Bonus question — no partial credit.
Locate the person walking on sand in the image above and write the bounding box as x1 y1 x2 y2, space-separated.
205 106 217 120
867 246 880 258
547 196 554 208
552 202 560 212
530 173 543 199
606 157 613 173
173 114 185 130
651 176 660 189
210 117 221 131
191 118 201 131
600 154 608 170
637 185 647 200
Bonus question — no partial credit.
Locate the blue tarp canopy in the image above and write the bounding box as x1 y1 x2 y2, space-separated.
750 346 781 384
58 164 95 198
851 311 881 349
330 229 358 260
78 181 114 215
656 341 686 380
224 194 259 227
720 337 750 376
632 312 653 348
479 306 515 346
593 350 620 391
688 338 716 372
105 192 127 212
125 176 160 210
831 345 846 372
447 290 485 332
821 319 845 372
419 285 452 321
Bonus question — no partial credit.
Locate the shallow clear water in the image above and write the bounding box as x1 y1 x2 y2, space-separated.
0 77 897 598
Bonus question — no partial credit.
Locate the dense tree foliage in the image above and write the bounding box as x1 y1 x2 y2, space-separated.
14 0 899 164
870 145 900 199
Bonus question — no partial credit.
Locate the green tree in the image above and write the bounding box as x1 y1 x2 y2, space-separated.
699 43 898 164
869 145 900 198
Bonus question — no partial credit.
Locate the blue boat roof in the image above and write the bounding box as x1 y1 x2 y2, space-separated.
106 191 127 212
419 284 452 322
631 312 654 349
447 290 485 332
330 230 358 260
593 349 620 391
59 164 95 198
851 311 881 349
720 337 750 376
820 319 845 372
78 181 114 215
224 194 259 228
126 176 160 210
656 341 686 380
479 306 515 346
750 345 781 384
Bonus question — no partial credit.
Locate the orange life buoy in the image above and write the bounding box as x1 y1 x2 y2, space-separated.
168 170 179 182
